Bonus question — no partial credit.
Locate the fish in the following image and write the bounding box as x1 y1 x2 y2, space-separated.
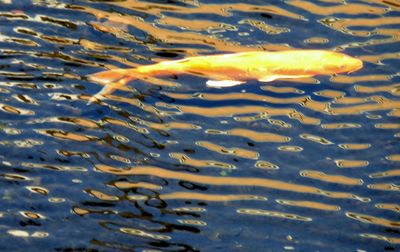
88 50 363 103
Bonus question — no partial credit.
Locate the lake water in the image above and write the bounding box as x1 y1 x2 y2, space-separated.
0 0 399 251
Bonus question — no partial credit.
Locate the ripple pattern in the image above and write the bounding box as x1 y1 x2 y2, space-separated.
0 0 399 251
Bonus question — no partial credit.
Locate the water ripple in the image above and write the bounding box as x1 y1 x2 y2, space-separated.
0 0 399 251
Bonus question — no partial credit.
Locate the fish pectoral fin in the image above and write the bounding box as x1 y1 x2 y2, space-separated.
88 77 132 104
206 80 245 88
89 69 134 92
258 74 314 82
89 69 130 84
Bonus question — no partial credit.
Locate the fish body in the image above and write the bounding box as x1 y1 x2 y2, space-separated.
88 50 363 102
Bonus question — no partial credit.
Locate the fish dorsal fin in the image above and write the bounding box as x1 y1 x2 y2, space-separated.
206 80 244 88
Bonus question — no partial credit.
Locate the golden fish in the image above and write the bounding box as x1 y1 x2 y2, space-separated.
88 50 363 102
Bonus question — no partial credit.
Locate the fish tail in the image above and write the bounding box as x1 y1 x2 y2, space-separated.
87 69 136 104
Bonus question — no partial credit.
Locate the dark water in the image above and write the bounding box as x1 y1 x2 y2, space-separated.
0 0 399 251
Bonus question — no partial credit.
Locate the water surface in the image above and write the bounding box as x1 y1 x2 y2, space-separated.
0 0 399 251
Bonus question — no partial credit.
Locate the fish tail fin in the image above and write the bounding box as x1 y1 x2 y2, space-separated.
87 69 136 104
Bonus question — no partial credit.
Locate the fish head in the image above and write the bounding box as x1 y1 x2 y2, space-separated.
321 51 363 74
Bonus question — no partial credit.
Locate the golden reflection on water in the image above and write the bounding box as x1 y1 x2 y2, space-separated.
287 1 388 15
206 128 290 142
346 212 400 229
169 152 237 169
194 141 259 160
1 0 399 250
275 199 341 211
237 208 312 222
95 164 369 201
300 170 364 185
142 192 267 202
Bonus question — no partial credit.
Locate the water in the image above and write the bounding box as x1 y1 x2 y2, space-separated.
0 0 399 251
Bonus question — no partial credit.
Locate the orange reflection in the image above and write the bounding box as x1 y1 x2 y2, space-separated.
157 192 267 202
205 128 290 142
196 141 259 160
169 152 236 169
288 1 387 15
346 212 400 228
95 164 367 201
276 199 340 211
300 170 363 185
237 208 312 221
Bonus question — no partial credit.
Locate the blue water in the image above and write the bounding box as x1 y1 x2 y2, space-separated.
0 0 399 251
